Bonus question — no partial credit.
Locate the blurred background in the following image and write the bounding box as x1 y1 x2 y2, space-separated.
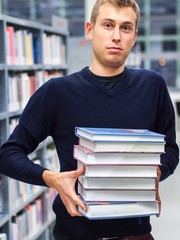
1 0 180 87
0 0 180 239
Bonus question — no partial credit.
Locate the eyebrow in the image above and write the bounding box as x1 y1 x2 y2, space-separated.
101 18 116 23
101 18 134 26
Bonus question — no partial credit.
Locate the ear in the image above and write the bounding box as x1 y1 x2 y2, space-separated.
86 22 93 41
132 30 138 47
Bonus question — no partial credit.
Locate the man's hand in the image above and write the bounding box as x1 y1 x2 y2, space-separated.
42 165 87 217
156 166 162 217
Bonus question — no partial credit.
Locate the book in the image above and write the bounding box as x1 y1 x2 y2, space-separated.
78 175 156 190
78 198 159 220
79 137 165 153
78 182 156 202
6 26 15 65
26 31 34 65
74 145 161 165
15 30 24 65
8 75 20 112
77 160 157 178
0 234 7 240
75 127 162 219
75 127 165 142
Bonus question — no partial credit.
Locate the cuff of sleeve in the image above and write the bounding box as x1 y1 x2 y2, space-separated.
28 163 49 186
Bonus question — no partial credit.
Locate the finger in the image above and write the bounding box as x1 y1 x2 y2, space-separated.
156 189 161 217
64 198 83 217
155 177 161 217
156 194 161 217
69 189 87 212
75 194 87 212
67 201 84 217
62 193 87 217
157 166 161 181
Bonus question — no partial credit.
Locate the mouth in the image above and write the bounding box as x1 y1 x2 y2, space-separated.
107 46 123 53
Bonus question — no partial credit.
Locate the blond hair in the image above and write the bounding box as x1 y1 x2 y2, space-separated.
90 0 140 30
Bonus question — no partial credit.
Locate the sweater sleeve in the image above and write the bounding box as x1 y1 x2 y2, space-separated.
156 78 179 181
0 79 56 186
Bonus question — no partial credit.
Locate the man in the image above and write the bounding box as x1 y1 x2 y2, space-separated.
0 0 179 239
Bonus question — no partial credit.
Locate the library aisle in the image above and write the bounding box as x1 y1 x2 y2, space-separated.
151 114 180 240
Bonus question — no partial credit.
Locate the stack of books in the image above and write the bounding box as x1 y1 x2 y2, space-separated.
74 127 165 220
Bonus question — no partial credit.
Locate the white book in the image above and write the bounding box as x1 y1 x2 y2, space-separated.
78 182 156 202
78 198 159 220
79 137 165 153
0 233 7 240
8 75 20 112
77 160 158 178
20 72 31 109
74 145 161 165
78 175 156 190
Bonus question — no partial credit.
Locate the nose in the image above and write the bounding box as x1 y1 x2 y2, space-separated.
112 27 121 42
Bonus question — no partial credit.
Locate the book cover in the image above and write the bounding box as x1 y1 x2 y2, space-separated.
78 182 156 202
79 137 165 153
78 175 156 190
78 197 159 220
74 145 161 165
75 127 165 142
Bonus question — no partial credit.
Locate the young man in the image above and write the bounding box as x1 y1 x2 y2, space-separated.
0 0 179 239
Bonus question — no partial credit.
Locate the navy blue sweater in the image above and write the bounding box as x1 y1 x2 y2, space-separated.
0 67 179 239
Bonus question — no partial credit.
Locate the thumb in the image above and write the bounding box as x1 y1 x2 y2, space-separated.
75 164 86 177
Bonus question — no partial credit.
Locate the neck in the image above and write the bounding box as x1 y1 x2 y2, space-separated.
89 61 125 77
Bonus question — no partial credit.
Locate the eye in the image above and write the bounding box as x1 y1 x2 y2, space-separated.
121 25 132 32
103 22 114 29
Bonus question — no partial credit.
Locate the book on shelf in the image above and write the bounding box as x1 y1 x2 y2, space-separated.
6 25 15 65
19 72 29 109
9 189 56 239
78 137 165 153
78 197 159 220
75 127 165 142
78 175 156 190
74 145 161 165
78 182 156 202
6 26 37 66
15 29 24 65
25 31 34 65
77 160 157 178
0 233 7 240
8 75 20 112
42 33 65 65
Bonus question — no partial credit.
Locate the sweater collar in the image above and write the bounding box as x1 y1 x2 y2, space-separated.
80 66 129 96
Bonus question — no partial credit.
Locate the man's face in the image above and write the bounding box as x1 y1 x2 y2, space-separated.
86 3 138 73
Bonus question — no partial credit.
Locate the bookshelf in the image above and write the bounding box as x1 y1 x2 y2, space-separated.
0 14 68 239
